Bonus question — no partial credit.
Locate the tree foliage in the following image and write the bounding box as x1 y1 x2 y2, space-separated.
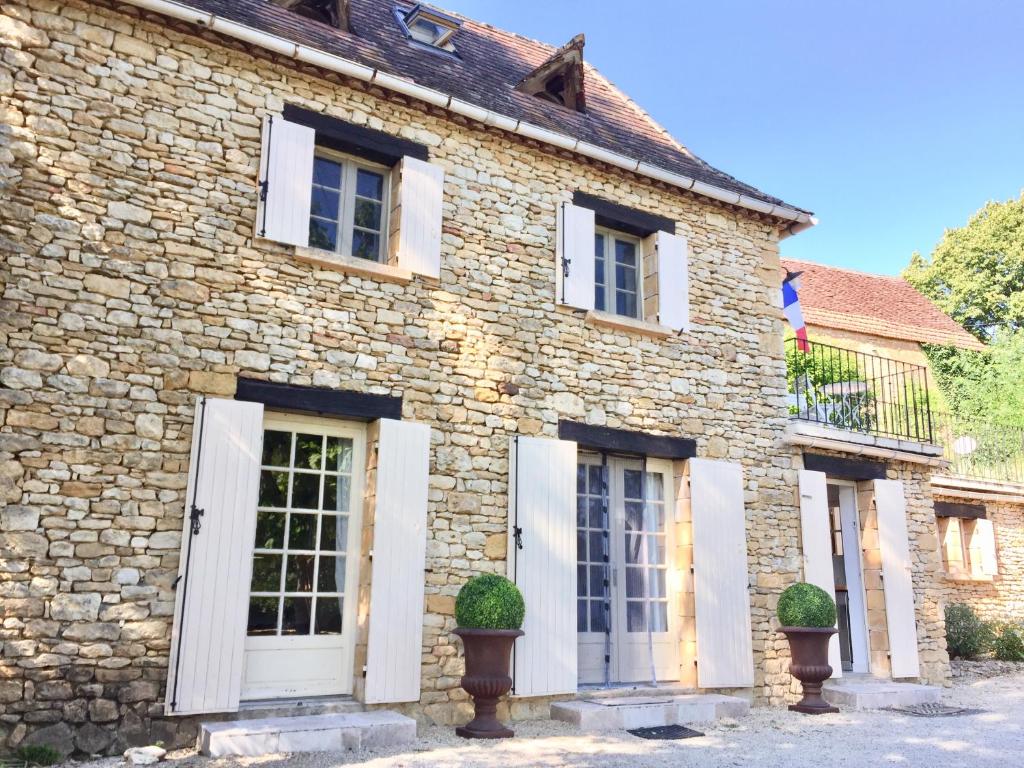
904 193 1024 341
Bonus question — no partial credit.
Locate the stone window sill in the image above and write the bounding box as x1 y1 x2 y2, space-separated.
294 245 414 284
944 572 994 583
584 310 676 338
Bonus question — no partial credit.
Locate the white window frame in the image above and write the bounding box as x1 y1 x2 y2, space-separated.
594 226 644 320
309 147 390 263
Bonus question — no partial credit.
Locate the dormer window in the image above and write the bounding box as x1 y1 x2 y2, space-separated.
270 0 351 32
396 4 462 52
516 34 587 113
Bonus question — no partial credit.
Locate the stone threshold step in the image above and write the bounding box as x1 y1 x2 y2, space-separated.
823 678 943 710
199 711 416 757
551 693 749 731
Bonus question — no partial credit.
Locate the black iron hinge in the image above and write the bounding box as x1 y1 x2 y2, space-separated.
189 503 205 536
513 526 524 550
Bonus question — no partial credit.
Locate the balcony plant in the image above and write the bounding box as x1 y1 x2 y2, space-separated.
778 582 840 714
453 573 526 738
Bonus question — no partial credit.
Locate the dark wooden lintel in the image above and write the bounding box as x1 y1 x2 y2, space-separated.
283 104 429 165
802 452 887 481
573 191 675 237
558 420 696 460
236 377 402 422
934 501 987 520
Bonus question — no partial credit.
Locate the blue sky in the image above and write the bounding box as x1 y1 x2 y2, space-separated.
443 0 1024 275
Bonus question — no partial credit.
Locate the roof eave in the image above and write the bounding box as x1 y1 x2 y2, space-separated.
124 0 815 230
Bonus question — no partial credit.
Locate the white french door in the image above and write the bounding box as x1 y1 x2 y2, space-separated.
577 455 680 685
828 482 870 674
240 414 365 700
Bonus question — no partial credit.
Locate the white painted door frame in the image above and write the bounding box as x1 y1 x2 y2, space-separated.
830 481 871 675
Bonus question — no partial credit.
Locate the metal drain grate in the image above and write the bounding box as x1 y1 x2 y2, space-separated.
885 703 984 717
628 725 704 740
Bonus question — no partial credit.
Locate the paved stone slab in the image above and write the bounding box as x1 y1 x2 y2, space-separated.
823 678 943 710
551 694 750 731
199 711 416 756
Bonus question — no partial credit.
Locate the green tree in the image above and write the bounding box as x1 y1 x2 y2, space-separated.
904 193 1024 342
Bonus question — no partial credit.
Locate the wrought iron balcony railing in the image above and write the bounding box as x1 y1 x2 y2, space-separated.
785 338 935 443
933 412 1024 485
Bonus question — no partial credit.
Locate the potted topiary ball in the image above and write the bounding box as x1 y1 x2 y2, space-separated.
778 582 840 714
453 573 525 739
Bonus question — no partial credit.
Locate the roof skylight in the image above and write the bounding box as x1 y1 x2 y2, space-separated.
396 4 462 52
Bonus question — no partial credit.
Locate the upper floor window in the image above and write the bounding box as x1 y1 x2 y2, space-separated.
309 151 389 262
594 228 641 319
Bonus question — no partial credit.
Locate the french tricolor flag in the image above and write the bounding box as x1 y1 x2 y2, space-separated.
782 270 809 352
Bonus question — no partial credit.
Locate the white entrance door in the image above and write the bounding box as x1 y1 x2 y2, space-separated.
241 414 365 700
577 455 679 685
828 483 870 674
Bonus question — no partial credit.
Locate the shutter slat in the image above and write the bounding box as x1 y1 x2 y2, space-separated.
691 458 754 688
557 202 596 310
396 156 444 278
656 231 690 331
798 470 842 678
364 419 431 703
256 116 316 247
874 479 920 678
509 435 578 697
165 398 264 715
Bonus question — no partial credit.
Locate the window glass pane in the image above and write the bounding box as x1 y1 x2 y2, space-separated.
588 497 604 528
288 513 318 550
313 157 342 188
254 511 285 550
594 234 606 311
577 599 587 632
616 263 637 293
247 597 278 635
588 465 605 492
590 599 607 633
281 597 312 635
309 219 338 251
291 473 321 511
356 169 384 200
262 430 291 467
625 530 642 565
589 531 604 563
576 496 587 527
250 554 282 592
651 603 668 633
577 564 587 596
625 566 644 598
317 554 346 593
577 530 587 562
351 230 381 261
615 238 637 266
589 565 604 596
259 470 288 508
353 199 383 230
284 554 315 592
576 464 587 494
311 187 340 218
623 469 642 499
315 597 343 635
627 601 645 632
325 437 353 473
320 514 349 552
616 290 637 318
323 475 350 513
294 434 323 470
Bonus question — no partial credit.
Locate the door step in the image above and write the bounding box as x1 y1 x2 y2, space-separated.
551 694 749 731
199 711 417 756
823 677 942 710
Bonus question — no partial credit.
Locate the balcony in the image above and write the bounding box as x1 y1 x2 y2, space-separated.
785 338 935 444
785 338 1024 485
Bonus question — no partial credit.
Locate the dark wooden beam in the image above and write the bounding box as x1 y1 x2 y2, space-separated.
573 191 676 237
934 501 987 520
236 377 402 422
558 420 696 460
802 452 887 481
282 104 429 165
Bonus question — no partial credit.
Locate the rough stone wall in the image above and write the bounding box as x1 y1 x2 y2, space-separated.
0 0 804 752
935 494 1024 621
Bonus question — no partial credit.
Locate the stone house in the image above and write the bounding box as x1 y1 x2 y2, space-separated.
1 0 950 756
784 258 1024 625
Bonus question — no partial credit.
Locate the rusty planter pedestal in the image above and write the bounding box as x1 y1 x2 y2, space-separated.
780 626 840 715
454 628 524 738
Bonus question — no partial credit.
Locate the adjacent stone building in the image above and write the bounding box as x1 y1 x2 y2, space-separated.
1 0 951 756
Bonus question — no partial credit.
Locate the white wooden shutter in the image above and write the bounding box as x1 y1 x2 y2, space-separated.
256 115 316 247
874 479 920 679
973 518 998 576
690 458 754 688
508 435 578 697
165 397 264 715
655 231 690 332
364 419 431 704
395 156 444 278
797 470 842 677
556 201 596 310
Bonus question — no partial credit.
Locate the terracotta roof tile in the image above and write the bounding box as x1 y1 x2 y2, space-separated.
147 0 807 214
781 258 985 351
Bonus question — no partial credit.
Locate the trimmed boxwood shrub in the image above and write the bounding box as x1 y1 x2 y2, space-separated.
945 603 993 659
992 622 1024 661
455 574 525 630
778 582 837 628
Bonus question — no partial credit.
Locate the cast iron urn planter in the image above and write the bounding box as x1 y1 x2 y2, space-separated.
780 626 840 714
454 627 524 738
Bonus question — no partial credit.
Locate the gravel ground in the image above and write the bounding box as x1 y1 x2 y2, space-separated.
78 673 1024 768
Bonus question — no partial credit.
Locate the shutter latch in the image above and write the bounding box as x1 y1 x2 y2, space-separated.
561 255 571 279
513 526 524 550
189 503 205 536
259 179 269 202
